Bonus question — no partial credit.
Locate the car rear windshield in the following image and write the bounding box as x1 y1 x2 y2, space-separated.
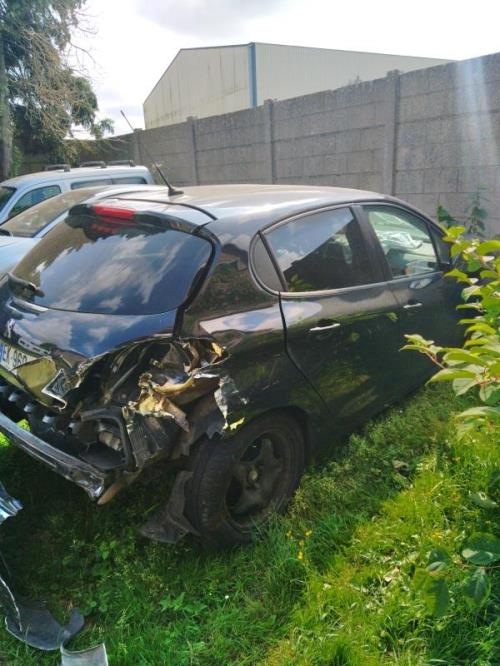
1 188 109 237
0 187 15 213
12 211 213 315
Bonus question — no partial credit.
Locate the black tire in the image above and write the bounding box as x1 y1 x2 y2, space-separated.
185 412 305 548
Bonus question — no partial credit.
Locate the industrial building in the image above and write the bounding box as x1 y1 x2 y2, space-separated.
143 42 450 129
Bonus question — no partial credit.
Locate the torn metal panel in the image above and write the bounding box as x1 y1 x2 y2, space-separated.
0 483 22 634
0 483 21 524
5 600 84 652
0 483 85 650
61 643 109 665
0 412 107 500
139 471 199 544
127 339 225 427
214 375 249 426
173 393 225 458
0 322 250 531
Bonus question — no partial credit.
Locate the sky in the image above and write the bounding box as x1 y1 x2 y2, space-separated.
75 0 500 136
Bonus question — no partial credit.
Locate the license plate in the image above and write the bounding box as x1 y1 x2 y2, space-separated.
0 340 36 374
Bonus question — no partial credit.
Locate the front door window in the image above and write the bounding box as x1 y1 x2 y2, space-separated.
364 206 439 278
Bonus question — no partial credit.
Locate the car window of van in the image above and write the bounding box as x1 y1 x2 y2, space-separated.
2 188 106 237
71 179 113 190
266 207 375 293
8 184 61 218
0 186 16 212
364 206 439 278
112 176 147 185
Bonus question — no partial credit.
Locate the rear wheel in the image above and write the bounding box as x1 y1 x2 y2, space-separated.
185 413 305 548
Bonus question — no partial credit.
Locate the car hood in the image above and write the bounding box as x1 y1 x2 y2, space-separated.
0 237 39 277
0 295 177 405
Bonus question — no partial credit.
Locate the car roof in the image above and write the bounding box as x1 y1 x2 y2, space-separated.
2 165 151 189
114 184 392 236
117 183 383 215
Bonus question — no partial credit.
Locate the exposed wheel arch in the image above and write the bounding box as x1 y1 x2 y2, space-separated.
184 410 306 548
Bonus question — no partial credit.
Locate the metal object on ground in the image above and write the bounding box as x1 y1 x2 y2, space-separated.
0 482 85 650
61 643 109 665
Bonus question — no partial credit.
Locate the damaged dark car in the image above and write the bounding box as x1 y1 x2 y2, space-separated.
0 184 463 549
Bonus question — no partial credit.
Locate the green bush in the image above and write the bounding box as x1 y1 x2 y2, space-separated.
404 224 500 615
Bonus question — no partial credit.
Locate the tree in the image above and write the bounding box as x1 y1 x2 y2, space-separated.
0 0 113 178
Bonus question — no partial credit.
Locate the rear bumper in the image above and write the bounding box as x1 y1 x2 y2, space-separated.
0 411 108 500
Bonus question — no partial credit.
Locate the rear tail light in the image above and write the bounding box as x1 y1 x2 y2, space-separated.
91 204 136 220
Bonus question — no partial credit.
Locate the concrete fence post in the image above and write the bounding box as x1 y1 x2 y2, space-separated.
131 129 144 166
187 116 199 185
263 99 275 183
382 70 400 195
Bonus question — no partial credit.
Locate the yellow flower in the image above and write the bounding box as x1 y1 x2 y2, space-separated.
297 551 304 561
305 530 313 537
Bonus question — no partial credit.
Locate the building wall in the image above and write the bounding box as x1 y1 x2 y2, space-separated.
144 45 250 129
143 43 449 130
255 43 448 106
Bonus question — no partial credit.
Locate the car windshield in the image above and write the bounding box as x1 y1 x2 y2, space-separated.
1 187 109 237
0 186 15 213
12 209 213 315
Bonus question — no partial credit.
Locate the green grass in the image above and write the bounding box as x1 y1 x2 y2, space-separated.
0 385 498 665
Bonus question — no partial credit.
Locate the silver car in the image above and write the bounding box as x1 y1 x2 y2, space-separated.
0 164 154 224
0 185 169 277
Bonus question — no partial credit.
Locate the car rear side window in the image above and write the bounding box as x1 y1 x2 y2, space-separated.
251 235 283 291
364 206 439 278
12 211 213 316
265 207 375 293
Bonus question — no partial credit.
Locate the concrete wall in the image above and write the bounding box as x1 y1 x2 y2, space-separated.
395 55 500 234
24 51 500 235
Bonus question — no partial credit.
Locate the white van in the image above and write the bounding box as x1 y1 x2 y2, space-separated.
0 161 154 224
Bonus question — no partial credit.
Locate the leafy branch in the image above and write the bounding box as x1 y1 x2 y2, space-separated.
404 210 499 616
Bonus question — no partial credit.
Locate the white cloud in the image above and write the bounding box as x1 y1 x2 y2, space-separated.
137 0 288 38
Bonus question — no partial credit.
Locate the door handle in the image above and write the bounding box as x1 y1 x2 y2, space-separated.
403 301 423 309
309 321 341 333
